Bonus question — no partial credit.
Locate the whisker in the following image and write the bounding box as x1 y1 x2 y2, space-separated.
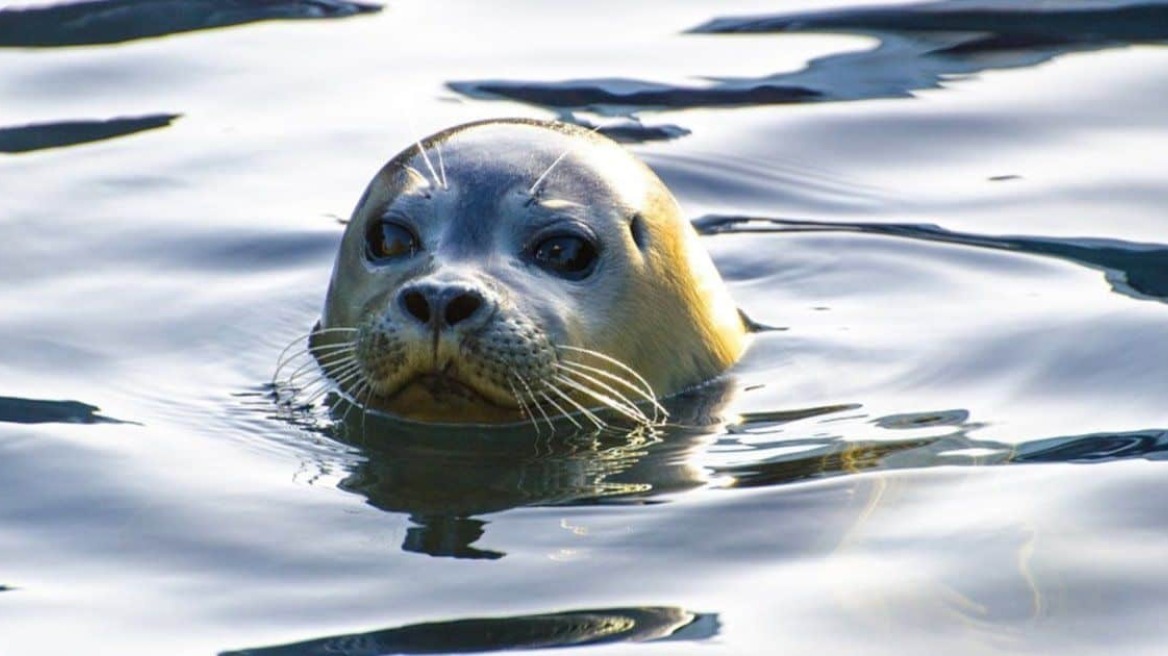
528 149 571 199
415 140 441 190
276 326 357 352
508 379 541 438
553 371 642 420
274 348 348 384
339 380 368 425
277 352 358 400
552 373 648 426
543 384 606 431
360 383 373 444
402 165 432 191
537 390 583 431
273 334 356 380
557 360 667 421
514 374 554 435
292 373 343 404
309 327 361 336
531 393 554 435
435 140 448 189
287 354 344 384
303 365 364 403
556 345 666 419
555 363 647 413
558 359 668 420
528 123 604 199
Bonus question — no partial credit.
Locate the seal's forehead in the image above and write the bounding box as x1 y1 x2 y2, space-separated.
415 122 652 205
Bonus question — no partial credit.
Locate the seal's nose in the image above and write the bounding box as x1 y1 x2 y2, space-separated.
397 282 489 330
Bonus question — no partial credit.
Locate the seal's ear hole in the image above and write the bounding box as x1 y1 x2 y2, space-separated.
630 213 649 251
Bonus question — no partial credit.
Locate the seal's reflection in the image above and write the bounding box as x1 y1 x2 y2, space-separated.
321 380 735 559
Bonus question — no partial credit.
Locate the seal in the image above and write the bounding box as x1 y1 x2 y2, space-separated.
301 118 747 427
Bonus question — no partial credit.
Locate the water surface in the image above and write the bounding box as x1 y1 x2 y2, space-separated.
1 1 1167 654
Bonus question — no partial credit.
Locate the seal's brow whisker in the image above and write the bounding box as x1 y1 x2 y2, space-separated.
402 165 431 190
528 148 572 199
415 140 441 190
435 140 448 190
528 123 605 198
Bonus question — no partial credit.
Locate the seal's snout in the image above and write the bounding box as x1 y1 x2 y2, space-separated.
396 280 492 332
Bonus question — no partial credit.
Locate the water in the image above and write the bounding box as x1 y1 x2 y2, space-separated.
1 1 1167 654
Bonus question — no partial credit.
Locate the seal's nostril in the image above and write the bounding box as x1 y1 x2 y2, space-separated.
444 292 483 327
401 290 431 325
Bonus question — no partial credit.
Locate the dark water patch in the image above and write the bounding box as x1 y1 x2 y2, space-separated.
728 403 860 432
1013 429 1168 464
691 1 1168 44
449 77 820 115
221 606 715 655
575 119 691 144
875 409 970 430
693 214 1168 304
0 115 179 154
0 0 380 48
450 0 1168 119
0 395 134 425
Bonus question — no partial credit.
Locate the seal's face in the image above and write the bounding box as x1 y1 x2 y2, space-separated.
310 119 746 426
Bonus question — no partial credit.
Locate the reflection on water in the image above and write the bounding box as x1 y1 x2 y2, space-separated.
271 388 1168 565
1014 429 1168 463
223 606 715 655
0 395 132 425
287 383 738 559
692 214 1168 305
0 0 379 48
0 115 179 154
451 0 1168 121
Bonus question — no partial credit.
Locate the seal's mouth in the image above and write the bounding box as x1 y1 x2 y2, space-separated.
383 360 516 410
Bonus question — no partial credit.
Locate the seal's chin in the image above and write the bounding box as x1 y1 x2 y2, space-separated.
367 372 525 425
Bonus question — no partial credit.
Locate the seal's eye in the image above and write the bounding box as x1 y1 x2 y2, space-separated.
365 220 419 262
531 234 598 280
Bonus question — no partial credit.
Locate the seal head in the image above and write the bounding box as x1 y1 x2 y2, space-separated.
311 119 746 425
